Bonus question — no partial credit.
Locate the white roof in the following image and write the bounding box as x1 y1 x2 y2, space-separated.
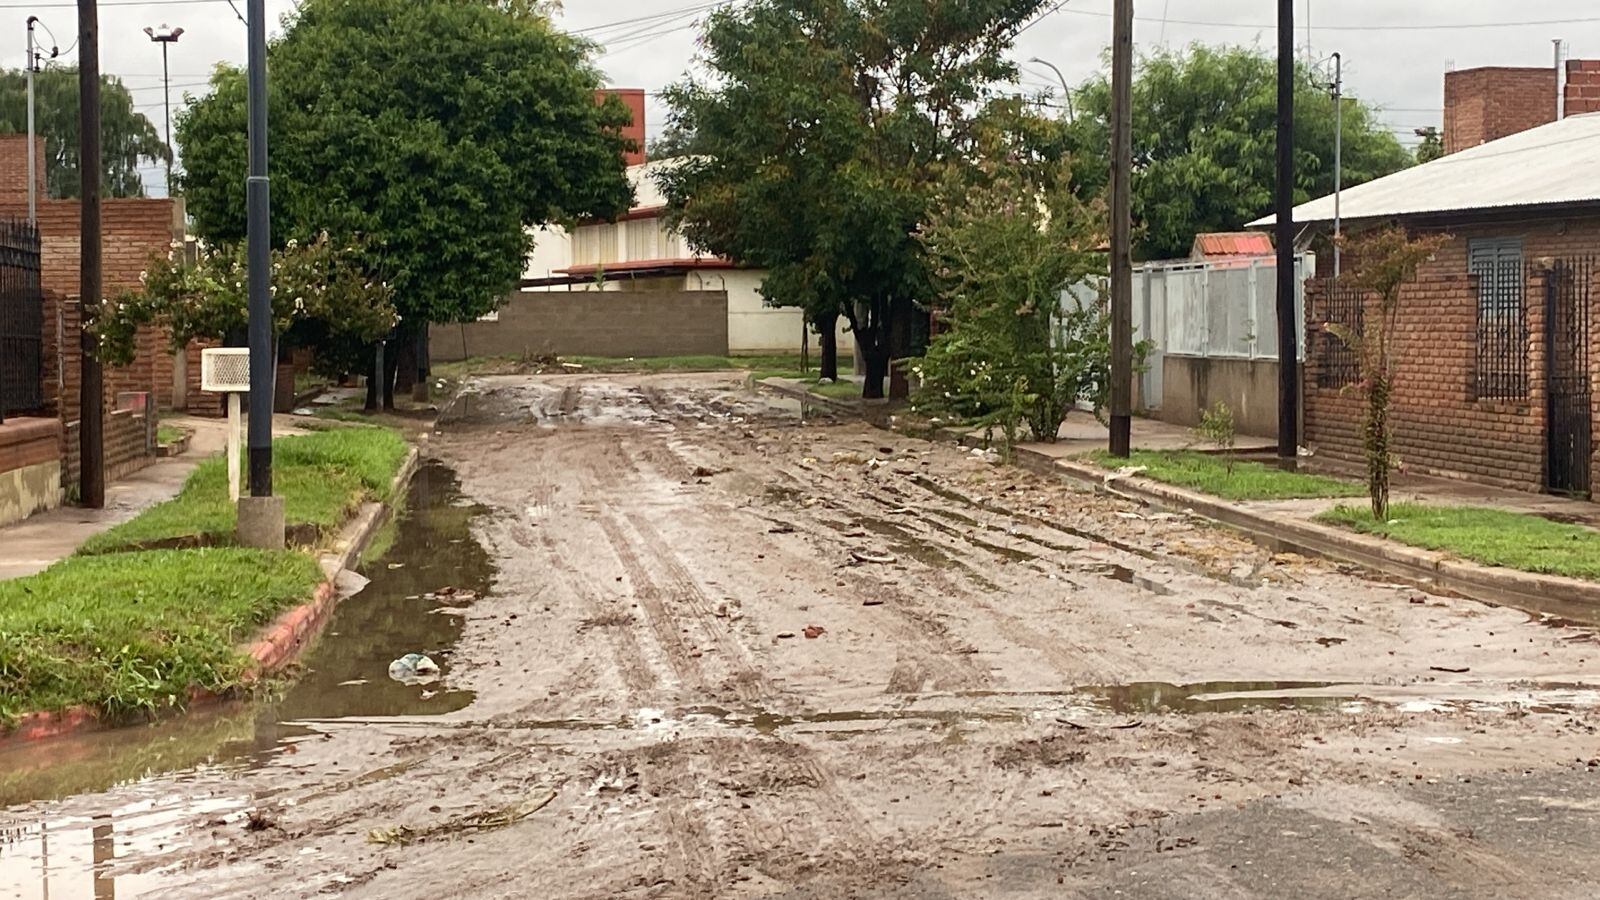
1250 112 1600 227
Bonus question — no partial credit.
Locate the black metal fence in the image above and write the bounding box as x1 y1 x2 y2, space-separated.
1313 278 1363 388
0 219 44 421
1545 255 1594 497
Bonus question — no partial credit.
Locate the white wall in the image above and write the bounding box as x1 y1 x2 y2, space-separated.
687 269 855 357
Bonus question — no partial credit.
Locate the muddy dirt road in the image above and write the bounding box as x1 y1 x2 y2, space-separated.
6 372 1600 899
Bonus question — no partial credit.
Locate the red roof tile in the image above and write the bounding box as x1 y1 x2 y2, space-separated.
1192 232 1276 259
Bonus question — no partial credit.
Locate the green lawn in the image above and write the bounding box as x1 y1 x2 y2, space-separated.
82 426 409 554
156 424 186 446
1316 503 1600 581
0 548 324 721
1088 450 1364 501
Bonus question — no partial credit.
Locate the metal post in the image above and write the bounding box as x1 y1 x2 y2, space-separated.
78 0 105 509
1108 0 1134 458
162 40 171 192
1555 39 1566 121
1027 57 1075 123
25 17 38 223
245 0 272 498
1276 0 1299 460
1332 52 1342 278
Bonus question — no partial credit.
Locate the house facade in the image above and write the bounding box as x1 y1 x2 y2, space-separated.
1258 110 1600 498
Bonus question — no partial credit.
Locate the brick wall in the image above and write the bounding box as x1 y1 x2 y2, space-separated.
432 289 731 361
1443 67 1557 154
1305 217 1600 493
0 134 46 204
1566 59 1600 116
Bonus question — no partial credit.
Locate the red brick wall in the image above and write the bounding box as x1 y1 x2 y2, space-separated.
1443 67 1557 154
1566 59 1600 116
0 134 46 204
1305 217 1600 493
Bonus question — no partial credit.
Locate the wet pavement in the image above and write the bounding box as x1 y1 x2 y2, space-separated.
0 462 490 898
3 372 1600 898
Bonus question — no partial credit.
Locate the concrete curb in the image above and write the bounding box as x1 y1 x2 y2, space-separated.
1 446 423 747
753 377 881 419
835 405 1600 621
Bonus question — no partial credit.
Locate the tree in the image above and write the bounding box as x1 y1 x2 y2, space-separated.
658 0 1050 398
93 234 398 375
177 0 632 406
916 148 1114 447
0 66 169 198
1063 45 1413 260
1414 127 1444 163
1325 226 1447 520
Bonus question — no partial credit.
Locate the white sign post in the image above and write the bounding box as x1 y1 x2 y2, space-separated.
201 348 252 502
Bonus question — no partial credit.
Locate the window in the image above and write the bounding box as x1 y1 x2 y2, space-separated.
1469 238 1527 399
1315 278 1363 388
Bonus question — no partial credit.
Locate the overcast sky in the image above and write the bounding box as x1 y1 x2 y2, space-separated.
5 0 1600 196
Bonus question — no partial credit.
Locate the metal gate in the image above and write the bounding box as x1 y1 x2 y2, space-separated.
0 219 44 421
1545 257 1594 497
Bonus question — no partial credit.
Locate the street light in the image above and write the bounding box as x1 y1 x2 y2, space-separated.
1027 57 1075 123
142 23 183 196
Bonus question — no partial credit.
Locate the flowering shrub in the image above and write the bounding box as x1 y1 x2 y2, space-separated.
93 234 398 369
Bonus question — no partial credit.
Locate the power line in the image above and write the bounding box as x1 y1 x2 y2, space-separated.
0 0 228 7
1058 7 1600 32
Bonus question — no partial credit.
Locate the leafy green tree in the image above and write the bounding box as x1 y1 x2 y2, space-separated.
1063 45 1412 261
177 0 632 405
93 234 397 373
658 0 1049 398
0 67 169 198
916 141 1117 446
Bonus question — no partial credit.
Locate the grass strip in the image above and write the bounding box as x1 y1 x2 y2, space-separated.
1088 450 1364 501
1316 502 1600 582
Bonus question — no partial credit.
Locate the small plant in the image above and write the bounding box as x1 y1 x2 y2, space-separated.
1325 227 1448 520
1192 401 1237 471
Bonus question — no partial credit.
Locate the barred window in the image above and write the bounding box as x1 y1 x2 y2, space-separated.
1315 278 1363 388
1468 238 1527 400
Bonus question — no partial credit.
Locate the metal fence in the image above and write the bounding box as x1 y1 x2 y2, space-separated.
1076 254 1313 409
1545 255 1594 496
0 219 44 420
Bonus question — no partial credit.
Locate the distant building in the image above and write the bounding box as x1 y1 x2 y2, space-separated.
1190 231 1275 263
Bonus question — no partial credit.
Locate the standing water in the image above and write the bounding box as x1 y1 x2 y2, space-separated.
0 460 492 897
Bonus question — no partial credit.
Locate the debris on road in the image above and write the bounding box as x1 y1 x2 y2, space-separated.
851 550 898 564
388 653 441 684
803 625 826 639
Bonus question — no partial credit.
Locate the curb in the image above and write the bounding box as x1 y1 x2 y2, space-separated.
857 409 1600 621
753 377 876 418
1 446 423 747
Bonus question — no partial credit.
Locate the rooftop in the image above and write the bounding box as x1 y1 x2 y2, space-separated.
1250 112 1600 227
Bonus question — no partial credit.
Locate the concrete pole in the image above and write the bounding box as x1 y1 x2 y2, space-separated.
1107 0 1134 458
1276 0 1299 460
25 17 38 223
238 0 284 548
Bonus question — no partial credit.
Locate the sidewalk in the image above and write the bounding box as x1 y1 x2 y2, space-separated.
0 414 309 580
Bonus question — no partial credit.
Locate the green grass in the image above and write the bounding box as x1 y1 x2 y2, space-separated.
0 548 324 721
1316 503 1600 581
156 424 185 446
1088 450 1364 501
82 426 409 554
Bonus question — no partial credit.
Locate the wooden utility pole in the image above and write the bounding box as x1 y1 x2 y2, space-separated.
78 0 105 508
1107 0 1133 458
1275 0 1299 459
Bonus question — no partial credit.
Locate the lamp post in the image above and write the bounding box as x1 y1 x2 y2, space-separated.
142 23 183 196
1027 57 1075 123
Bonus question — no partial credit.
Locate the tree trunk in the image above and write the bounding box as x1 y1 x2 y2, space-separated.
817 311 838 382
363 342 380 412
412 327 431 402
861 337 889 399
886 296 917 400
393 324 418 394
382 342 398 411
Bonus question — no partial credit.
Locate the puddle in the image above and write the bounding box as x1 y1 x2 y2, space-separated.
0 461 492 896
1080 681 1350 714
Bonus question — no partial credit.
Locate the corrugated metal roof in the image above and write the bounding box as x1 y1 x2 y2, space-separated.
1249 112 1600 227
1192 232 1275 258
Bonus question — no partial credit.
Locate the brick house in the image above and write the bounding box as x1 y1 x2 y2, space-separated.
1253 109 1600 498
0 133 183 521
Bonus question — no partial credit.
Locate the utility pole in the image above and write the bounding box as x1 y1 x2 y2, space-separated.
1331 51 1342 277
143 24 184 196
237 0 283 548
1275 0 1298 460
1107 0 1133 458
25 17 39 223
77 0 104 509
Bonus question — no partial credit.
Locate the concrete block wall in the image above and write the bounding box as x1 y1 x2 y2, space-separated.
433 290 731 361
